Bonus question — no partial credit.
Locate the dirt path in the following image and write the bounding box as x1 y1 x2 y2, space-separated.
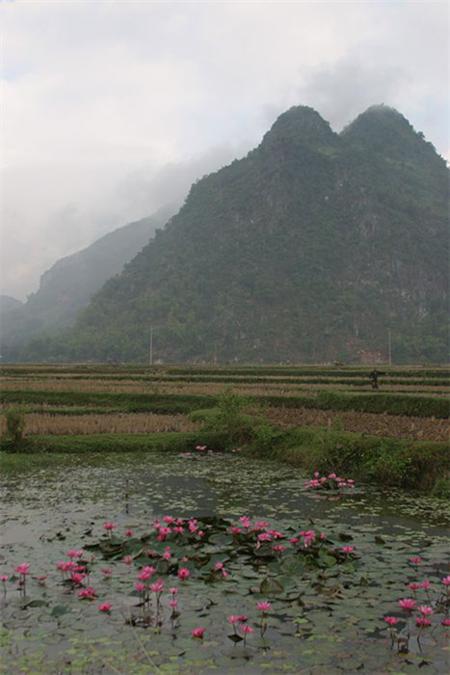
265 407 450 442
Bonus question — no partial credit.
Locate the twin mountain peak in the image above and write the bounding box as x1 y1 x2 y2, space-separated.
2 104 448 363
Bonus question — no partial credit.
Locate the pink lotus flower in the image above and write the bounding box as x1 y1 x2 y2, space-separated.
123 555 133 566
237 614 248 622
442 576 450 586
398 598 416 611
188 519 198 533
125 529 134 537
173 526 184 535
15 563 30 576
78 586 97 599
257 601 272 612
419 579 431 590
341 546 354 554
408 556 423 565
169 598 178 609
101 568 113 578
253 520 269 531
163 547 172 561
192 627 206 638
240 624 253 635
57 560 78 573
156 526 171 541
227 615 240 625
289 537 300 544
239 516 251 529
169 587 178 595
70 573 86 586
383 616 399 626
408 582 422 591
150 579 164 594
257 533 272 542
66 549 84 559
134 582 145 593
103 522 117 531
418 605 433 616
302 534 315 548
1 575 9 583
178 567 190 581
273 543 287 554
230 527 242 535
441 618 450 626
416 616 431 628
163 515 175 524
138 566 156 581
98 602 112 613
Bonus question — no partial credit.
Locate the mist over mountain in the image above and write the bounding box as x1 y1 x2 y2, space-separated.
0 295 23 314
0 205 177 359
7 105 449 364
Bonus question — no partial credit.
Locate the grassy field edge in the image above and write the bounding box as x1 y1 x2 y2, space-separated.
0 431 228 454
250 426 450 497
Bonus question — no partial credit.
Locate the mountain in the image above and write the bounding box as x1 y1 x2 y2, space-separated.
0 295 23 346
0 295 23 315
1 205 177 359
18 105 450 363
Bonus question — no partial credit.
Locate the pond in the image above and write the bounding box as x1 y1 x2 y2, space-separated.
1 450 449 673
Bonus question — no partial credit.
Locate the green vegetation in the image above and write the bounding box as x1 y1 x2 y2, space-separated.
0 431 228 455
253 426 449 493
2 388 448 418
260 391 450 418
0 390 217 414
190 389 268 445
3 406 26 448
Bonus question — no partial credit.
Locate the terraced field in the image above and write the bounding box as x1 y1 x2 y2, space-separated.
1 364 449 443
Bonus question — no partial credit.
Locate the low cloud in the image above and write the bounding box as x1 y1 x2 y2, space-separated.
1 1 447 299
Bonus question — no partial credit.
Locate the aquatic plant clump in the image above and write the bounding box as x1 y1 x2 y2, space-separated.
382 565 450 651
3 513 449 668
1 514 357 638
304 471 356 491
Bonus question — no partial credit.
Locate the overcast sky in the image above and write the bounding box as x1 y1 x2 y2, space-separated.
1 0 448 300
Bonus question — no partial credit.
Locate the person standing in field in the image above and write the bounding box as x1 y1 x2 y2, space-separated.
369 369 379 390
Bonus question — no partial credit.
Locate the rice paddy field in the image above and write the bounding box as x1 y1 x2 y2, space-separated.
1 363 449 440
1 363 449 673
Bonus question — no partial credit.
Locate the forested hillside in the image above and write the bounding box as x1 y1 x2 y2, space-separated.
1 205 176 359
9 106 450 363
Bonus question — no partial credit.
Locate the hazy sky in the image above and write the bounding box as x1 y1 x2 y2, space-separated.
1 0 448 300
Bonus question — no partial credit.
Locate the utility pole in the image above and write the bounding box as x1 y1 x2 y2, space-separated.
149 327 153 367
388 328 392 366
